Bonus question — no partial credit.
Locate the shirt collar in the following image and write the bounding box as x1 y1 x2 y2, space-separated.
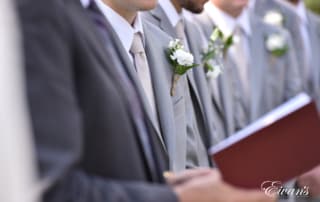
204 2 251 37
95 0 144 53
248 0 256 10
80 0 90 8
296 1 308 24
159 0 183 27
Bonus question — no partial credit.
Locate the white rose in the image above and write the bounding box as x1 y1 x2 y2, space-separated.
170 49 194 66
263 11 284 27
169 39 182 49
207 64 222 79
266 34 286 51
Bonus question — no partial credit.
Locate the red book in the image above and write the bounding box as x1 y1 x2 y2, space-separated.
210 93 320 189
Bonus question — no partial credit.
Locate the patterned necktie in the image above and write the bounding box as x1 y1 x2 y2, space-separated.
233 25 250 104
130 33 159 126
227 25 250 130
175 19 190 51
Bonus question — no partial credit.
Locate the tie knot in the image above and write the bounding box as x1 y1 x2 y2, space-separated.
130 33 145 54
175 19 185 41
233 25 244 36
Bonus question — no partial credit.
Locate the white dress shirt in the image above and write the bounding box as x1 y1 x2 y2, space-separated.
80 0 90 8
95 0 145 63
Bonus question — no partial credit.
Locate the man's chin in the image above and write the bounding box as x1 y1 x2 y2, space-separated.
185 6 204 14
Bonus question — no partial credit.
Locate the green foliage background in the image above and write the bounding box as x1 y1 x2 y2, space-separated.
305 0 320 14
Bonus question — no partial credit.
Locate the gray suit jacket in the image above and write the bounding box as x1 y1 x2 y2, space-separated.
306 12 320 110
143 5 226 144
195 11 302 131
253 0 320 109
143 5 220 168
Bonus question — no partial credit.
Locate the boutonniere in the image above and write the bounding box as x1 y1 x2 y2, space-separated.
202 28 233 79
167 39 197 96
263 10 284 27
265 33 288 57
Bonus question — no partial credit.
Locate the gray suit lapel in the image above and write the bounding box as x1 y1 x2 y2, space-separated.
249 18 265 121
185 22 205 112
149 8 207 126
103 18 166 149
193 13 225 111
219 62 235 136
149 6 177 37
143 22 179 168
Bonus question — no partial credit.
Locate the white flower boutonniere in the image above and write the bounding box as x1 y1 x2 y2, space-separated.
167 39 197 96
266 33 288 57
202 28 233 79
263 10 284 27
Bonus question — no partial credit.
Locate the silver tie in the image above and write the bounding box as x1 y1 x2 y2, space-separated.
232 25 250 104
175 19 190 51
130 33 158 124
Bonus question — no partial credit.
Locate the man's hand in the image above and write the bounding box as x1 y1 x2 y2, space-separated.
164 168 212 186
167 169 276 202
298 165 320 197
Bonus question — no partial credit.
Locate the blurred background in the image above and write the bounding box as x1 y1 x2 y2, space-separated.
305 0 320 14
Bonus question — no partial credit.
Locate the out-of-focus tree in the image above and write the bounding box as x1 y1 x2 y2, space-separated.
305 0 320 14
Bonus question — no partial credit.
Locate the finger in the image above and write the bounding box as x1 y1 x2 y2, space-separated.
236 189 277 202
164 168 213 185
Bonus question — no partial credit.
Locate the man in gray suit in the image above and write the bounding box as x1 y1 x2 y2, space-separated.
142 0 227 145
250 0 320 110
94 0 211 170
195 0 302 133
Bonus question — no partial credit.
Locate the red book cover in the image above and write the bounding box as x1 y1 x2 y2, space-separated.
210 93 320 189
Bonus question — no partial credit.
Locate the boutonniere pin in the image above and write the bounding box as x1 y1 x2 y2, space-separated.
167 39 197 96
265 33 288 57
263 10 284 27
202 28 233 79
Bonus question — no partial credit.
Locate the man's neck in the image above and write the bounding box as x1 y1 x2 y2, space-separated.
210 1 242 18
102 0 137 24
225 8 242 18
287 0 300 6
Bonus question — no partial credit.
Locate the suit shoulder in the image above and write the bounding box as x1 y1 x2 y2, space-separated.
143 19 172 43
17 0 65 20
193 12 216 39
141 11 160 27
193 12 211 28
253 15 289 36
276 1 297 16
308 11 320 25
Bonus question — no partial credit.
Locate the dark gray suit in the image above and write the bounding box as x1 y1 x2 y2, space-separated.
17 0 177 201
